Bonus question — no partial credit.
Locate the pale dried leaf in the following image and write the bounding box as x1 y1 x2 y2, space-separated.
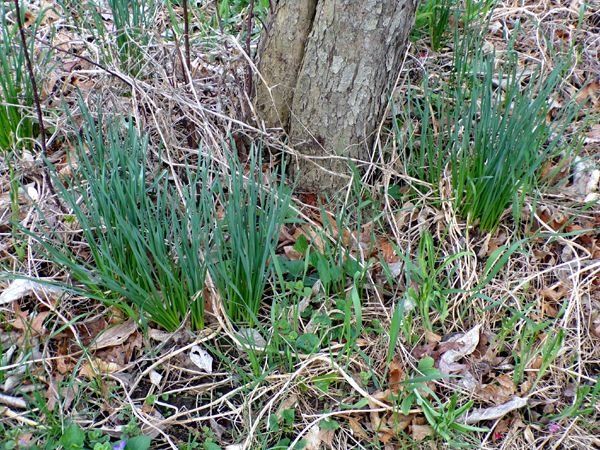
283 245 303 260
394 203 413 229
388 260 403 277
236 328 267 348
0 279 63 305
0 183 38 222
149 370 163 387
277 394 298 416
573 157 600 197
389 412 412 433
460 397 528 424
439 325 481 374
302 425 322 450
477 374 515 405
319 426 335 447
90 320 137 350
0 393 27 409
189 345 213 373
30 311 51 335
458 370 479 390
424 330 442 344
584 124 600 143
524 425 536 444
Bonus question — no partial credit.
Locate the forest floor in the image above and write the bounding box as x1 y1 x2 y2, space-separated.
0 1 599 449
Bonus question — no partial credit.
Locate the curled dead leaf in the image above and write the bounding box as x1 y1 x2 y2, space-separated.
439 325 481 374
79 357 122 379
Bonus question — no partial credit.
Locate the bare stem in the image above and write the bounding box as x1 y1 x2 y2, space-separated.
182 0 191 83
13 0 65 213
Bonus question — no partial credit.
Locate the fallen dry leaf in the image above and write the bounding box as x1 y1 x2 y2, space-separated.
388 411 412 434
476 374 515 405
424 330 442 344
0 279 64 305
492 417 512 442
576 81 600 112
439 325 481 374
388 358 405 394
149 370 163 387
283 244 303 260
79 357 122 378
29 311 51 336
524 425 536 444
318 424 336 447
411 423 433 441
302 425 322 450
584 123 600 144
189 345 213 373
378 239 400 264
460 397 528 424
528 356 544 371
573 157 600 197
0 184 39 226
90 320 137 350
348 417 370 440
95 330 142 366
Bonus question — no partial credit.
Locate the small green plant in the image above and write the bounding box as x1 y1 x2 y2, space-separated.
412 0 457 51
216 0 270 24
512 316 564 387
0 2 34 153
396 231 473 336
208 151 291 326
419 394 487 448
399 358 485 447
59 422 151 450
551 382 599 421
30 104 211 331
109 0 156 74
83 0 157 75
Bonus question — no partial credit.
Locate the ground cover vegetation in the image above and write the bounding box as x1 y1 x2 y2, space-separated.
0 0 598 449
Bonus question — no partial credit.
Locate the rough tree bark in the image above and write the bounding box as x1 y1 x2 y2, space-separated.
255 0 418 193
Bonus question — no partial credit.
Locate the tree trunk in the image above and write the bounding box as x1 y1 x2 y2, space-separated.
255 0 418 193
